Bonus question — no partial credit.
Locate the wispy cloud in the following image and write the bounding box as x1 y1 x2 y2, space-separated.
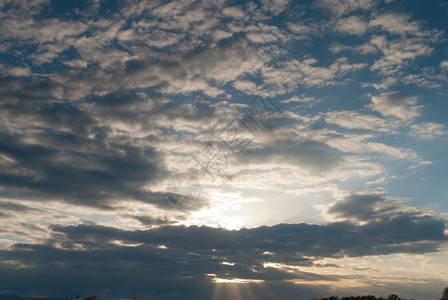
369 92 422 120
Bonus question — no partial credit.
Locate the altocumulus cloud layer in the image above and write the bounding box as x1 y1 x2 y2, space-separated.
0 0 448 299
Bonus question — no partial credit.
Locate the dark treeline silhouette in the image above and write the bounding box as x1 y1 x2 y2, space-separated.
315 287 448 300
441 287 448 300
63 287 448 300
66 296 102 300
317 295 411 300
66 296 137 300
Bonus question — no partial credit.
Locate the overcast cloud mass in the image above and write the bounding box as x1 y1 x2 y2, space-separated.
0 0 447 299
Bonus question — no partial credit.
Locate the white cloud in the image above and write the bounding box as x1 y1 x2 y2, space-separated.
212 29 233 41
232 80 258 94
409 122 446 140
260 57 367 94
368 13 442 76
315 0 377 16
323 133 417 159
370 37 434 75
329 42 378 55
145 29 186 48
262 0 291 16
245 23 288 44
64 37 261 99
1 66 31 76
262 58 333 92
329 43 350 53
0 18 88 44
354 43 378 54
362 77 399 90
369 92 422 120
246 32 279 43
280 96 316 104
330 57 368 75
369 13 421 36
152 1 189 18
0 17 88 65
401 72 442 89
326 111 398 133
287 23 316 35
64 59 87 69
441 60 448 71
0 0 49 15
222 6 245 19
333 15 367 36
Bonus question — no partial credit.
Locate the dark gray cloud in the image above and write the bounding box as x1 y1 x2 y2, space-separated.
328 193 399 220
0 75 174 210
238 139 340 174
329 193 435 222
0 202 44 214
0 130 166 208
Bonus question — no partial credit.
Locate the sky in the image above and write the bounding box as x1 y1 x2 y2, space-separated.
0 0 448 299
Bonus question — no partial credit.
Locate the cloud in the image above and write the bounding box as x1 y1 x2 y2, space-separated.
0 17 88 65
326 111 398 133
236 139 340 175
0 1 447 298
328 193 417 222
409 122 446 140
400 71 442 89
333 15 367 36
222 6 245 19
280 96 316 104
71 37 258 99
369 92 422 120
0 0 49 15
367 12 442 77
0 200 78 244
0 194 445 298
261 0 291 16
244 23 288 45
287 22 320 37
0 66 31 76
369 13 421 36
64 59 88 69
315 0 377 16
364 77 399 90
441 60 448 71
0 82 176 209
322 133 417 159
0 132 167 208
261 57 367 94
370 36 435 75
329 42 378 55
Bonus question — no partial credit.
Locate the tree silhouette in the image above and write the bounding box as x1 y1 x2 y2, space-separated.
83 297 100 300
441 286 448 300
66 296 100 300
341 296 384 300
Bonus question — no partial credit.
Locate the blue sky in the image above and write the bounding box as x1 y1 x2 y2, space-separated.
0 0 447 299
